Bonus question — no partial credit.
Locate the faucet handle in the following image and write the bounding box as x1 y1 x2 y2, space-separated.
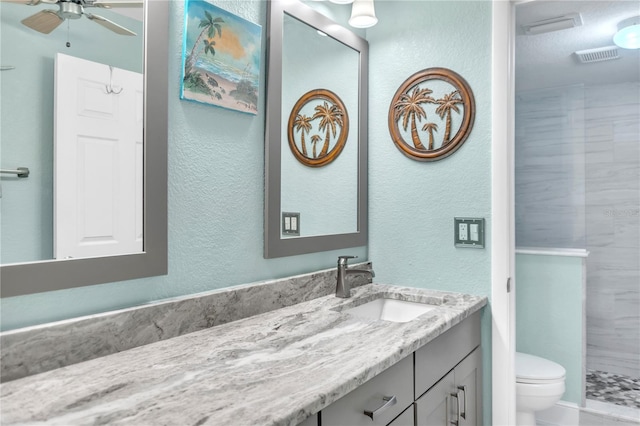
337 255 357 265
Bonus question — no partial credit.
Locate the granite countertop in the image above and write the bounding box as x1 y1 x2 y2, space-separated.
0 283 487 426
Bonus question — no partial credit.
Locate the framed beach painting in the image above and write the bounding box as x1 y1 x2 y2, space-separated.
180 0 261 114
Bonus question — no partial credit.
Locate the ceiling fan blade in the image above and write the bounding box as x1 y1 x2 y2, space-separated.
0 0 59 5
0 0 40 5
91 0 143 8
21 9 63 34
85 12 136 35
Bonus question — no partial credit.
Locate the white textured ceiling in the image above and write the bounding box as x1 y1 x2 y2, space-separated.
515 0 640 92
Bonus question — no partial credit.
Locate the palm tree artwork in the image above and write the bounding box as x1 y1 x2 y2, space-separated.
393 87 435 150
313 101 344 157
186 12 224 74
293 114 313 157
180 2 262 114
287 89 350 167
183 12 224 95
422 122 439 150
388 68 475 161
435 90 463 146
310 135 322 159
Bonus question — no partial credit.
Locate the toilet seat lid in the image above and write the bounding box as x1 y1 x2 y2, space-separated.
516 352 566 383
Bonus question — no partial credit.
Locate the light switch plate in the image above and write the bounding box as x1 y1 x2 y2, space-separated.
454 217 485 248
282 212 300 236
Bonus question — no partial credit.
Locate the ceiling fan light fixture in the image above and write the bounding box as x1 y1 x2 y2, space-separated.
348 0 377 28
613 16 640 49
59 1 82 19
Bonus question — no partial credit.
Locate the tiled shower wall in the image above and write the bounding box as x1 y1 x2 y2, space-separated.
515 82 640 378
515 85 586 248
584 82 639 378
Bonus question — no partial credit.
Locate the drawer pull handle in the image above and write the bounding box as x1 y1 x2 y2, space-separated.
363 395 397 420
450 391 461 426
458 385 467 420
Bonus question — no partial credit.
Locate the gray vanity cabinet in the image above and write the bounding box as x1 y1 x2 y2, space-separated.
415 347 481 426
298 414 319 426
387 406 415 426
454 348 482 426
307 312 481 426
414 312 482 426
415 370 455 425
321 354 414 426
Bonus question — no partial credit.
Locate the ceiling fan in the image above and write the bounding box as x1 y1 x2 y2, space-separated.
2 0 143 36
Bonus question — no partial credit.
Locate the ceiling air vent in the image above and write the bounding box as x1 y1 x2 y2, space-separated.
575 46 620 63
522 13 583 35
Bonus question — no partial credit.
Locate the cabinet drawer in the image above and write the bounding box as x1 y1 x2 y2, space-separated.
322 355 413 426
415 312 480 398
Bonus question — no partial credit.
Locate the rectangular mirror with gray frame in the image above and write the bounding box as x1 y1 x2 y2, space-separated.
0 0 168 297
264 0 368 258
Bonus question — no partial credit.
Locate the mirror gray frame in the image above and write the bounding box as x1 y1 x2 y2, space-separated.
264 0 368 258
0 0 168 298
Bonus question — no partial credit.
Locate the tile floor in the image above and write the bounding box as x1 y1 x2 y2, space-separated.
538 400 640 426
537 369 640 426
586 370 640 410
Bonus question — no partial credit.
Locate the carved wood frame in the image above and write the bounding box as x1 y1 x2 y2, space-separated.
388 68 475 161
287 89 349 167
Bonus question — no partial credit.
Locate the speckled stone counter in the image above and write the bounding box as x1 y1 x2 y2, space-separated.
0 283 486 426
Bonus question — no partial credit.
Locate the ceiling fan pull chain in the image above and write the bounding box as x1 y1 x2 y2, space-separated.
65 19 70 47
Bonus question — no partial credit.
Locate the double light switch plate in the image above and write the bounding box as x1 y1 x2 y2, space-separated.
454 217 485 248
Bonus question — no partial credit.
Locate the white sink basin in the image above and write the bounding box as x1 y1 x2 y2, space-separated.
343 298 437 323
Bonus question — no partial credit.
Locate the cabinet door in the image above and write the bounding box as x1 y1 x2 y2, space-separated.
454 347 482 426
415 312 480 398
321 356 413 426
415 370 455 426
388 405 415 426
297 413 318 426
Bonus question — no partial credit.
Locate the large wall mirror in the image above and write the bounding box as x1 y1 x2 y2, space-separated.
0 0 168 297
264 0 368 258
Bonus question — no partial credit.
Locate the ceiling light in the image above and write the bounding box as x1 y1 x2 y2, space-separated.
329 0 354 4
522 13 582 35
613 16 640 49
349 0 377 28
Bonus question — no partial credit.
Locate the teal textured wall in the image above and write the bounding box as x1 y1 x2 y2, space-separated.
0 0 366 330
516 253 585 405
366 2 493 423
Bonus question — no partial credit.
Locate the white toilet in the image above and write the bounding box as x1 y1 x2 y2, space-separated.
515 352 566 426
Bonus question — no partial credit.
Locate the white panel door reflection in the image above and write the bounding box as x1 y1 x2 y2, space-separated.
54 53 142 260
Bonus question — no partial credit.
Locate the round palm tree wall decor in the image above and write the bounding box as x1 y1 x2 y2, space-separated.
388 68 475 161
287 89 349 167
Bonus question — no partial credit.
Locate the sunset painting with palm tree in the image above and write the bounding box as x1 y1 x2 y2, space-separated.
180 0 262 114
288 89 350 167
388 68 475 161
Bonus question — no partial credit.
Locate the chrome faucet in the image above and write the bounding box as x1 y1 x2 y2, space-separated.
336 255 375 298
